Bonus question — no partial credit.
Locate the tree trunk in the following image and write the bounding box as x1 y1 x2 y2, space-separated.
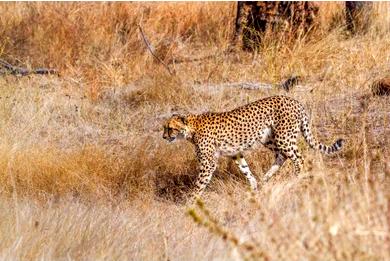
233 1 319 51
345 1 373 35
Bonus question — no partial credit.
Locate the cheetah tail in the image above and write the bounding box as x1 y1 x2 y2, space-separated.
300 114 345 154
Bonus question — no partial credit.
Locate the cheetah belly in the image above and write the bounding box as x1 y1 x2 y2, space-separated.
216 127 272 156
258 127 272 144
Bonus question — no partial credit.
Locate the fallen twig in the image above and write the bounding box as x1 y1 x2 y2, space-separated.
138 24 174 76
0 58 58 76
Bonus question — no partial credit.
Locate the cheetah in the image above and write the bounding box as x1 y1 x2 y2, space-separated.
162 95 344 199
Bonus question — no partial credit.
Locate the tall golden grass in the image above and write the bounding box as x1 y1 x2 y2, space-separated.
0 2 389 260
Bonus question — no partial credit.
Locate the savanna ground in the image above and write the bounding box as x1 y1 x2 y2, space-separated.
0 2 389 260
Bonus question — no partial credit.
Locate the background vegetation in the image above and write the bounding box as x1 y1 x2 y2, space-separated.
0 2 389 260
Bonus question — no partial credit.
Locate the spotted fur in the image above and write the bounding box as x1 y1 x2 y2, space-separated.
163 95 344 199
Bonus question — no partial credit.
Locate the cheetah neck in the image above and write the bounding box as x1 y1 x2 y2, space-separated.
183 115 198 140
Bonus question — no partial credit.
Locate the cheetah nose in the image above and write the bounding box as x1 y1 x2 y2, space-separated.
163 136 175 142
162 133 173 142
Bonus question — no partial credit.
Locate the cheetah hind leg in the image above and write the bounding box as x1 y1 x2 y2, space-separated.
271 126 304 179
279 143 304 176
263 151 286 182
232 153 258 191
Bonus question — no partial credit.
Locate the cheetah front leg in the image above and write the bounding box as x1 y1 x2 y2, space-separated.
232 153 258 190
188 152 217 201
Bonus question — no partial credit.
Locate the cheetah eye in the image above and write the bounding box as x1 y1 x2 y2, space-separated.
168 128 179 135
168 128 178 135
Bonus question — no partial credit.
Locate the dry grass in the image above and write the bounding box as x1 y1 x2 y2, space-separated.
0 2 389 261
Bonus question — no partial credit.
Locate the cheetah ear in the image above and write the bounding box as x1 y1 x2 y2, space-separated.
173 113 187 125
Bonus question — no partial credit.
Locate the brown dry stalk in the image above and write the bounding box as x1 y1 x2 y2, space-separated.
187 198 269 261
138 24 175 76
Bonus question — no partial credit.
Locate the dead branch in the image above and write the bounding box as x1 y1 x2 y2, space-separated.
205 76 302 91
279 75 301 91
138 24 174 76
371 77 390 96
0 58 58 76
167 44 237 66
224 82 274 90
168 54 216 65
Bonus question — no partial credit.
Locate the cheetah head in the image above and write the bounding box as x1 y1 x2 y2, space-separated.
163 114 190 142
